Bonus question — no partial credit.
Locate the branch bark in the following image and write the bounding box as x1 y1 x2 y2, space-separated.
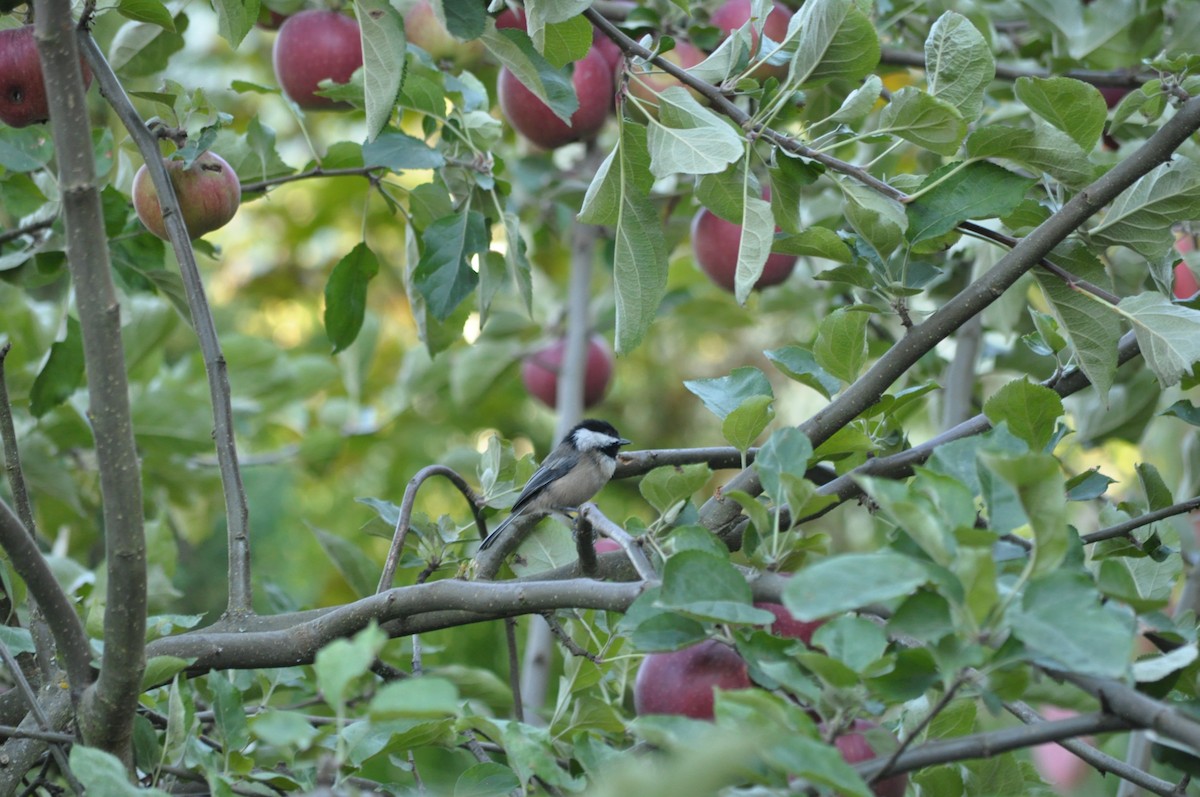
34 1 146 759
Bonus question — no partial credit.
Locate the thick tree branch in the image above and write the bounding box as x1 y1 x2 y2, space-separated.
0 684 73 796
145 578 650 673
79 32 253 617
35 2 146 759
1051 670 1200 754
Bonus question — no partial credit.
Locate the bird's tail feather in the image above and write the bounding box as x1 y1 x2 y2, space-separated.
478 512 516 551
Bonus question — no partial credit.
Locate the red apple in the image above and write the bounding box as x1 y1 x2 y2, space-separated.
1098 86 1128 109
520 335 614 409
1031 706 1091 793
691 202 796 293
755 602 823 644
1175 261 1199 300
272 10 363 110
405 0 484 68
626 40 706 108
133 151 242 241
494 7 525 29
710 0 792 79
594 538 621 554
634 640 751 719
0 25 93 128
825 720 908 797
499 48 613 149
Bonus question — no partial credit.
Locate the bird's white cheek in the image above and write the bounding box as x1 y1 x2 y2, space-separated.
599 457 616 480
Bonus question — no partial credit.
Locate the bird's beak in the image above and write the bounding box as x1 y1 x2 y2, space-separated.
619 437 632 446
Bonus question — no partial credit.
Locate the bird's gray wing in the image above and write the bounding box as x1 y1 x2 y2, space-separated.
509 457 572 514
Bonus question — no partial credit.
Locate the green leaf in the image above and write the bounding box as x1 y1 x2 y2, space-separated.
925 12 994 122
755 427 813 505
877 87 966 156
69 745 171 796
249 710 321 750
30 316 84 417
454 763 522 797
811 615 889 673
480 28 577 124
788 0 880 87
1131 644 1197 683
769 154 822 233
356 0 407 142
722 395 774 451
1136 462 1173 511
683 366 773 421
209 670 250 751
579 123 667 353
1032 243 1121 398
646 88 743 179
966 123 1095 188
141 656 190 690
311 526 380 598
324 243 379 354
783 553 930 621
830 75 882 123
764 346 841 398
371 677 461 718
1008 570 1134 678
1015 76 1107 151
118 0 177 32
841 181 906 259
658 550 776 624
1098 555 1180 613
771 227 853 264
639 464 713 515
857 473 961 567
0 626 35 656
1164 399 1200 426
982 378 1064 451
1117 292 1200 387
980 452 1067 578
813 307 869 383
314 622 386 707
907 161 1034 245
1064 468 1115 501
212 0 257 47
536 16 592 68
441 0 486 40
767 735 874 797
362 128 444 170
413 211 488 321
734 194 779 305
1092 160 1200 258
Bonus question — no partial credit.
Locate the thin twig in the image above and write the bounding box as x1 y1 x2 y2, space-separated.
80 31 252 617
505 618 525 724
0 218 53 247
1081 496 1200 544
540 613 599 662
879 47 1150 88
851 712 1130 783
377 465 486 593
580 505 657 580
869 674 967 786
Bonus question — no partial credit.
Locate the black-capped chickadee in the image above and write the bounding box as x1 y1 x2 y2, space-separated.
478 419 631 551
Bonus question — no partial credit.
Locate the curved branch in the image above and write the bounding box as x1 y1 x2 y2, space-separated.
0 502 92 698
377 465 486 593
80 32 253 617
